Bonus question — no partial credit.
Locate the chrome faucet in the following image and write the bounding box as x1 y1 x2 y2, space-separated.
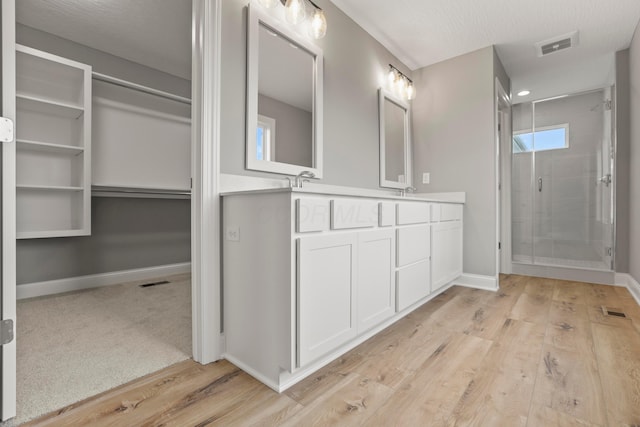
398 186 416 197
292 171 315 188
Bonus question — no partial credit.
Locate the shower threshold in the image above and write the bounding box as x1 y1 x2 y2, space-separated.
512 255 611 271
511 258 615 285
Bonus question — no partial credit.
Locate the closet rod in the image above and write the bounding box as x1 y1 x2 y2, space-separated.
92 72 192 105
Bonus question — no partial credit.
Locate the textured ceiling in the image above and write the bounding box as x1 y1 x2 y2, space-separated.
16 0 192 80
330 0 640 100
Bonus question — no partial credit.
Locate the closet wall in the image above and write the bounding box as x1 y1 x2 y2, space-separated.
16 24 191 285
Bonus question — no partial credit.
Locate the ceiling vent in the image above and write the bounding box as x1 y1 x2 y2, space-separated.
535 31 579 57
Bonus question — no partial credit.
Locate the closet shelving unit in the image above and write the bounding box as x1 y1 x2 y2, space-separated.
16 44 92 239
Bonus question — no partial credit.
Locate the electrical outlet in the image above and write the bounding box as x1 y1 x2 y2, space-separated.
422 173 430 184
226 226 240 241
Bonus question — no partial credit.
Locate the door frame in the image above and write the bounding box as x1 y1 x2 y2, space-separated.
191 0 223 364
495 78 512 279
1 0 16 420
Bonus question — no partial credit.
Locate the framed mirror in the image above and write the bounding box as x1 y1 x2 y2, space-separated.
246 4 324 177
379 88 411 189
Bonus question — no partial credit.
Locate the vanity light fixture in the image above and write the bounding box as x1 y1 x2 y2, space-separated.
257 0 328 39
388 64 415 100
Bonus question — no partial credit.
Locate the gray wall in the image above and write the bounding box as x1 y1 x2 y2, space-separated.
221 0 411 189
18 198 191 284
17 24 191 98
616 49 631 273
16 26 191 285
258 94 312 167
630 21 640 282
412 46 509 277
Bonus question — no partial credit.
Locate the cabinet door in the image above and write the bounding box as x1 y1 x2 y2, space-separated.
357 229 395 333
297 233 357 366
431 221 463 292
396 259 431 311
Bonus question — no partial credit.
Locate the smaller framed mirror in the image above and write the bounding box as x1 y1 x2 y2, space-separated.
379 88 411 189
246 4 324 177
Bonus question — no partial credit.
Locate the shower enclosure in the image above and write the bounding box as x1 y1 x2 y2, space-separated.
511 87 615 272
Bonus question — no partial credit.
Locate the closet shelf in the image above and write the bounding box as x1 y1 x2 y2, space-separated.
91 185 191 199
17 139 84 154
18 229 88 240
18 184 84 192
17 93 84 119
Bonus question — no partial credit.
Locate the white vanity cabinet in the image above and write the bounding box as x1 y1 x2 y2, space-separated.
222 189 463 392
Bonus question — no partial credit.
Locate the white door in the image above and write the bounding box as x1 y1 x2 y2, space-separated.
1 0 16 421
297 233 357 367
357 229 395 333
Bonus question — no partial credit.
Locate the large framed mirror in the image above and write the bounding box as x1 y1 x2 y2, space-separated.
246 4 323 177
379 88 411 189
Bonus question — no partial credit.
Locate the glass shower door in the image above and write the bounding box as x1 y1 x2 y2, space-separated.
512 87 614 271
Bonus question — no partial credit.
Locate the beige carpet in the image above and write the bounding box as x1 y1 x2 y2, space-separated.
7 273 192 425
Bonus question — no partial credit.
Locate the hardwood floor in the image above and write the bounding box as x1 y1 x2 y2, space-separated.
22 275 640 426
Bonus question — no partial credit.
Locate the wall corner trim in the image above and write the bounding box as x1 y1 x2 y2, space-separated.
456 273 499 291
615 273 640 306
16 262 191 300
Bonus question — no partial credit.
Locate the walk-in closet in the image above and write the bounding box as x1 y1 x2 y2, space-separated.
13 1 193 423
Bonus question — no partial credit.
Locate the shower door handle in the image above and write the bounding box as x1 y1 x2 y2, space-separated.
599 174 612 187
538 177 542 192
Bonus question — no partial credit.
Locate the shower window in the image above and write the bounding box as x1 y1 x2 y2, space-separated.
513 124 569 153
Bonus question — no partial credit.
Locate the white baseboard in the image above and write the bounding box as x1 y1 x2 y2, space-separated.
615 273 640 306
455 273 499 291
17 262 191 300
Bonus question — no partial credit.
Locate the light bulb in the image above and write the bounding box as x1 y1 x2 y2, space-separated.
284 0 306 25
387 68 397 85
396 76 407 94
257 0 279 8
406 82 415 100
309 9 327 39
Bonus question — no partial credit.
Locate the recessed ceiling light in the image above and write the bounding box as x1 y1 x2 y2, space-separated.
517 90 531 97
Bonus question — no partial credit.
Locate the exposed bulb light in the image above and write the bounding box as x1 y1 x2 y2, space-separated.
406 82 416 100
388 68 397 85
517 90 531 97
396 75 407 93
257 0 279 8
284 0 306 25
309 8 327 39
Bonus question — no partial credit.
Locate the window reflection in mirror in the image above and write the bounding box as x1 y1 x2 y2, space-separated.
246 5 324 177
379 88 411 189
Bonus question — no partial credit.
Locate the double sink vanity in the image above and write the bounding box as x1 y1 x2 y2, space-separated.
222 186 464 391
221 1 465 391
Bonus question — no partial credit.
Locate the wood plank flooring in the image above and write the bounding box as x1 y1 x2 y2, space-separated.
21 275 640 426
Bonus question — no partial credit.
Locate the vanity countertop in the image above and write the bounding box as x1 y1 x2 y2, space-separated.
220 182 465 203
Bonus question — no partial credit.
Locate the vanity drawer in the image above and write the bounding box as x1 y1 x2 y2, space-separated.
297 198 330 233
396 259 430 311
397 202 431 225
331 199 378 230
396 224 430 267
379 202 396 227
433 203 463 222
